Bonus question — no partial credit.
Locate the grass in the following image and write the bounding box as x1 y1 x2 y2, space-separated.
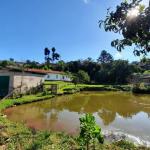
0 116 149 150
44 81 132 94
144 70 150 74
0 93 54 112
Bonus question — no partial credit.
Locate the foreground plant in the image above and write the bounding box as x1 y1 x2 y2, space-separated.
78 114 104 150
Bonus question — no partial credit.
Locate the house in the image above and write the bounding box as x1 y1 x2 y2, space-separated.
139 62 150 70
0 68 71 97
44 70 71 82
140 75 150 86
26 69 71 82
131 73 150 86
0 68 46 97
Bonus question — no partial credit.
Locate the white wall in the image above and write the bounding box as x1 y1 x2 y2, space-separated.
0 70 45 93
13 72 45 93
45 73 71 82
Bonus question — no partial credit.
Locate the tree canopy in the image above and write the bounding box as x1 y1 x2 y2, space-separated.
100 0 150 56
97 50 113 63
44 47 60 68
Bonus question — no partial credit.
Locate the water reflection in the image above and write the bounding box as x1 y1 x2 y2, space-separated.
4 91 150 140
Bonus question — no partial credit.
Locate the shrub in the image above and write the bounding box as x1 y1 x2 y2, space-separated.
78 70 90 84
78 114 104 150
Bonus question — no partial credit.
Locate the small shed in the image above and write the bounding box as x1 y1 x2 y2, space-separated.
0 68 46 97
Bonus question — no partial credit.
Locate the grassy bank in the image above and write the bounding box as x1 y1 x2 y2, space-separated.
44 81 132 94
1 115 149 150
0 83 149 149
0 93 54 112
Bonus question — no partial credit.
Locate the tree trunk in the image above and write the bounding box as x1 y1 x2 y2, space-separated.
92 139 95 150
86 142 89 150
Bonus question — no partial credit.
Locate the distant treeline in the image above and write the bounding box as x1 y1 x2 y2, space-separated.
0 50 150 85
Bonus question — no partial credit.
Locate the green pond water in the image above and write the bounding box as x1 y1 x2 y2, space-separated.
4 91 150 142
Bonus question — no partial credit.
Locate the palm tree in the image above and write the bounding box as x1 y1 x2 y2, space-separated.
44 47 60 68
52 47 60 62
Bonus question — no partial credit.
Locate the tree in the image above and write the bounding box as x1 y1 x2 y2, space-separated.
100 0 150 56
9 58 14 62
51 47 60 62
44 47 60 68
72 74 80 86
0 60 9 68
78 114 104 150
53 60 66 71
140 57 150 63
109 60 132 84
94 69 109 84
78 70 90 83
94 60 135 84
97 50 113 63
25 60 39 68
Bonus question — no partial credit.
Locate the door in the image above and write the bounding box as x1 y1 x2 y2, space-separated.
0 76 10 97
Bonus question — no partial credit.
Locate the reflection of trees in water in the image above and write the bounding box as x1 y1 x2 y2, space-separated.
11 92 150 126
97 109 116 125
44 93 150 126
45 109 59 128
148 113 150 118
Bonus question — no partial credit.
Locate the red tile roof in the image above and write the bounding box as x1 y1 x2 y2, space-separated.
25 69 65 75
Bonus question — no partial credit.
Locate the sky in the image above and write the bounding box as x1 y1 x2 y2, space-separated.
0 0 149 63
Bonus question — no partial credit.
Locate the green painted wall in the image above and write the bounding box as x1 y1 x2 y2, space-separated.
0 76 10 97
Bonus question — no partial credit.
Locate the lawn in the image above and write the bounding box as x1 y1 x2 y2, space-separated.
0 93 54 112
44 81 132 94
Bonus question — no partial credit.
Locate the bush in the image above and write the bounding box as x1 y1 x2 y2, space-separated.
78 114 104 150
78 70 90 84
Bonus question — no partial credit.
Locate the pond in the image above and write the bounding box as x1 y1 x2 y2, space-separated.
4 91 150 142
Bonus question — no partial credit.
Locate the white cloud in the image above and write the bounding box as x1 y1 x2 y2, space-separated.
114 52 123 60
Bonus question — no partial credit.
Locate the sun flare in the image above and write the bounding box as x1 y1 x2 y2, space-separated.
127 6 140 18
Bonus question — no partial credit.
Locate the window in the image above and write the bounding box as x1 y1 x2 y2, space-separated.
56 75 58 79
47 75 50 78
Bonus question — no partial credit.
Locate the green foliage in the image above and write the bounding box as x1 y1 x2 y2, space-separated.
144 70 150 74
26 131 52 150
78 114 104 149
0 60 15 68
100 0 150 55
72 75 80 85
53 60 66 71
0 54 144 85
24 60 40 69
52 58 142 84
132 84 150 94
78 70 90 84
0 94 54 111
63 87 80 94
114 140 136 150
44 47 60 67
97 50 113 63
95 60 133 84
